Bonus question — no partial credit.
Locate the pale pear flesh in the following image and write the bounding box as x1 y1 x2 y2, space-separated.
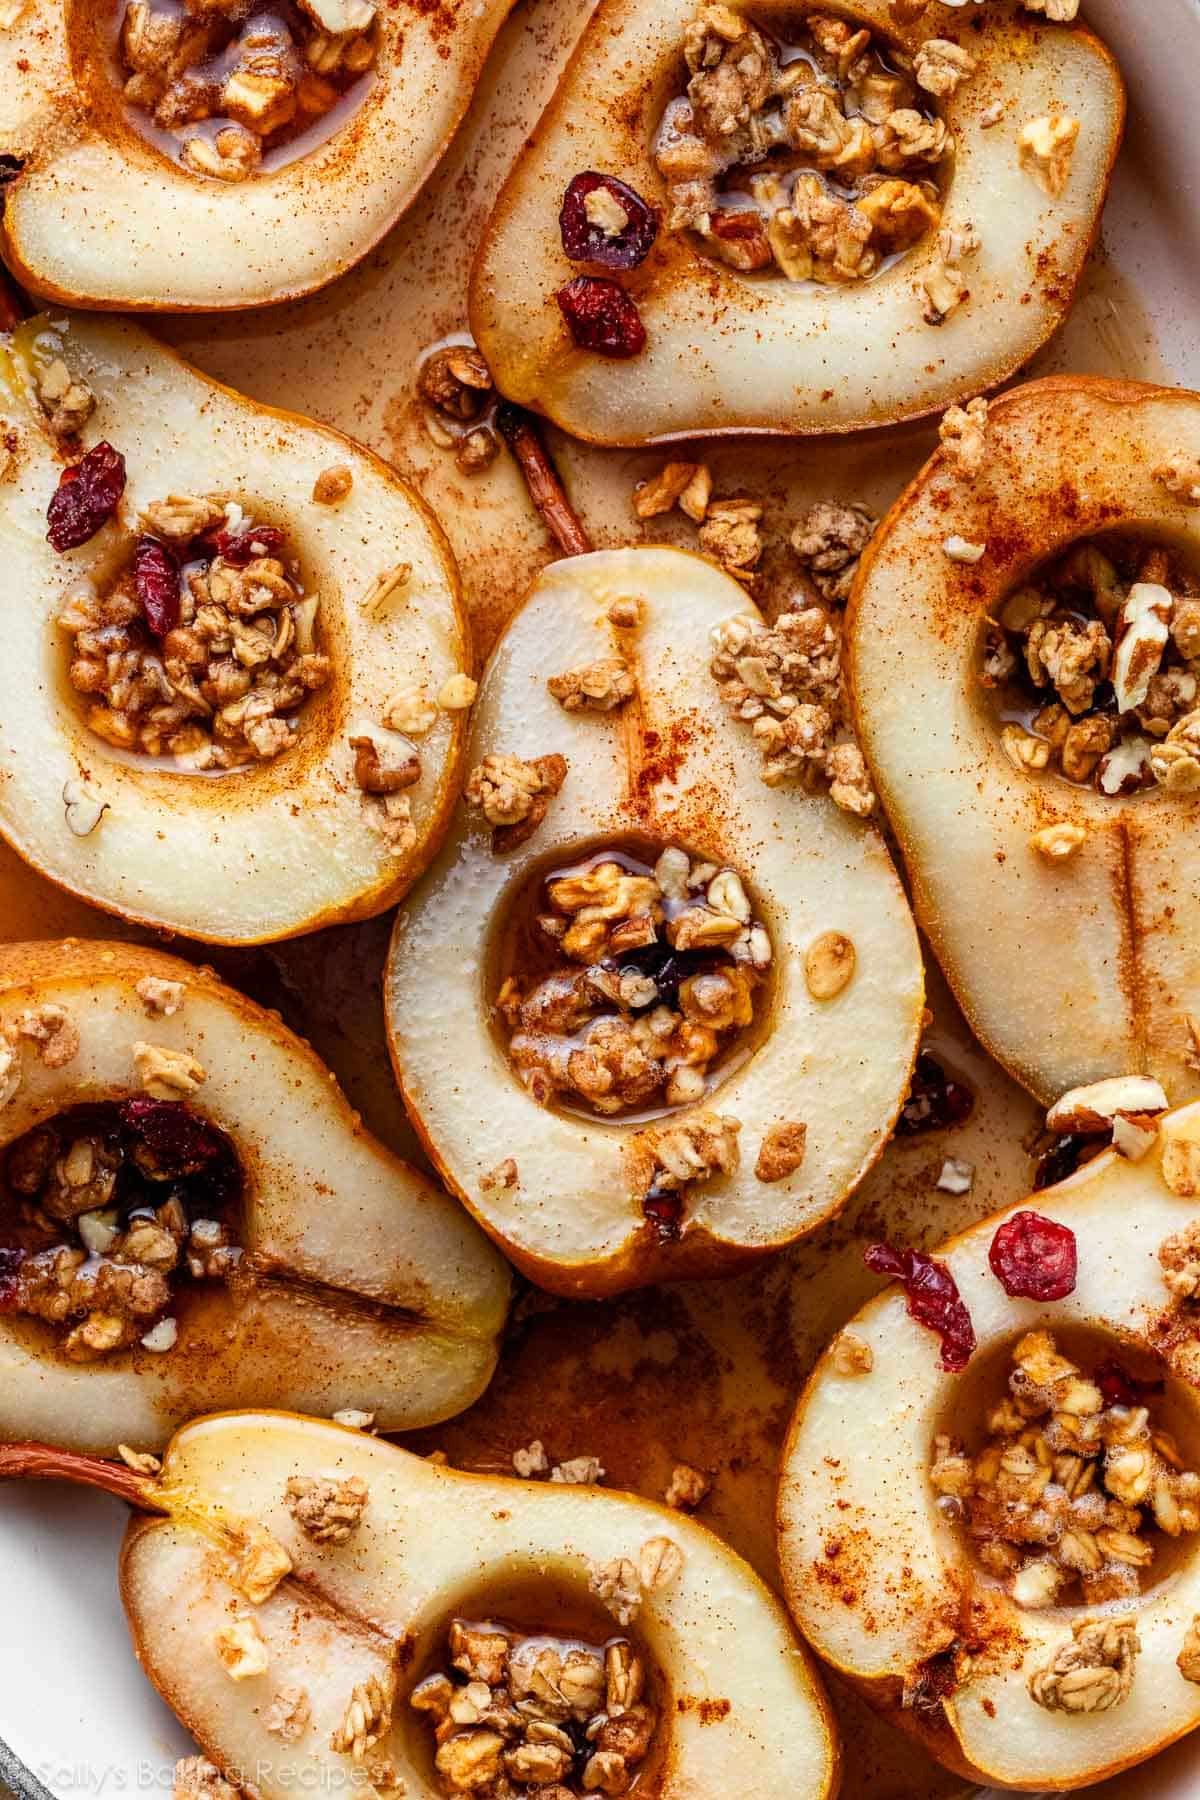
850 376 1200 1107
0 313 470 945
121 1409 839 1799
470 0 1125 444
386 546 924 1294
0 940 511 1451
0 0 517 310
778 1100 1200 1790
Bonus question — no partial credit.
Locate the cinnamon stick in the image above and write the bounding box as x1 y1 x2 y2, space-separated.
496 402 593 559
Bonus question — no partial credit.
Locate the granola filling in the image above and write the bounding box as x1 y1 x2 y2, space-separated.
930 1331 1200 1611
412 1618 658 1799
653 7 951 282
116 0 380 184
0 1100 242 1362
495 845 773 1120
59 499 331 770
980 534 1200 798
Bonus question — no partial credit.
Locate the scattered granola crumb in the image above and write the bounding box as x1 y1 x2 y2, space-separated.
136 976 186 1018
1154 456 1200 506
438 673 479 710
914 37 976 98
698 498 764 585
633 1111 741 1198
285 1473 370 1544
550 1455 606 1486
1022 0 1080 21
361 563 411 617
664 1463 711 1510
173 1758 238 1800
265 1685 312 1742
117 1443 161 1476
831 1330 874 1376
1030 821 1087 862
215 1611 269 1681
943 535 986 564
1179 1618 1200 1684
547 657 637 713
35 357 95 441
132 1041 205 1098
1160 1221 1200 1300
62 777 108 837
790 500 876 602
755 1120 808 1182
331 1673 395 1761
938 396 989 478
465 752 568 853
936 1156 974 1195
512 1440 550 1477
607 595 644 629
312 465 354 506
16 1005 79 1069
1019 114 1080 197
232 1521 293 1605
589 1556 643 1627
639 1535 684 1593
1029 1618 1138 1714
382 684 437 738
480 1157 518 1193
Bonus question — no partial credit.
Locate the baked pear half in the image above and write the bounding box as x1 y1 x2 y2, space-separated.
0 0 516 310
851 376 1200 1105
470 0 1124 444
0 1410 839 1799
0 939 511 1452
779 1098 1200 1790
0 310 471 945
385 546 923 1296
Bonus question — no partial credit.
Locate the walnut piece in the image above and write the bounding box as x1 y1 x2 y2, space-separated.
1019 114 1080 197
35 358 95 441
136 976 186 1018
132 1041 206 1099
1028 1618 1138 1714
755 1120 808 1182
16 1005 79 1069
285 1473 370 1544
547 658 637 713
465 752 568 853
913 38 976 98
664 1463 710 1510
1030 822 1087 862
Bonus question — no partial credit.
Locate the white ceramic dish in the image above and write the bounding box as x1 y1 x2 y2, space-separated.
1 1 1198 1796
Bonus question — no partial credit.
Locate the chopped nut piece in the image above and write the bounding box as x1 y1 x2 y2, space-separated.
804 929 856 1000
35 357 95 440
313 465 353 506
512 1439 550 1477
936 1157 973 1195
16 1005 79 1069
1154 455 1200 506
1161 1221 1200 1300
913 37 976 98
438 673 479 711
943 535 986 565
1046 1075 1168 1136
1029 1618 1138 1714
790 500 876 602
1113 583 1171 714
634 461 701 518
350 734 421 797
465 751 568 853
1179 1619 1200 1684
1019 114 1080 197
938 397 988 478
480 1157 518 1194
232 1521 293 1605
698 498 764 584
173 1758 238 1800
132 1041 205 1099
136 975 186 1018
755 1120 808 1183
141 1315 178 1352
1002 724 1051 774
607 596 644 629
361 563 411 616
117 1443 162 1476
664 1462 710 1509
922 258 970 324
265 1685 312 1742
215 1610 269 1681
1161 1119 1200 1198
589 1557 643 1627
1030 822 1087 861
547 658 637 713
62 777 108 837
1023 0 1080 16
331 1673 394 1761
550 1455 606 1486
285 1473 370 1544
333 1409 376 1431
831 1331 874 1376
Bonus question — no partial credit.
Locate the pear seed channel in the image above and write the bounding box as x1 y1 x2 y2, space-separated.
0 1099 243 1361
653 7 954 291
59 495 332 771
115 0 381 184
980 532 1200 799
412 1618 659 1799
930 1330 1200 1611
495 844 773 1120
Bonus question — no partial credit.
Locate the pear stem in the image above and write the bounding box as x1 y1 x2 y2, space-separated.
0 1441 166 1511
496 403 593 559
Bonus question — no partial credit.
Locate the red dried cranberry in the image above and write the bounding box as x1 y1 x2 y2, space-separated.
864 1241 976 1372
989 1210 1077 1301
46 441 127 551
895 1052 974 1136
556 276 646 359
560 173 659 271
207 525 286 566
134 537 181 637
644 1187 683 1243
1094 1359 1163 1409
118 1098 226 1175
0 1245 25 1310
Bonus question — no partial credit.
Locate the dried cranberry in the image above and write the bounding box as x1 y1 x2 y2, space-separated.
619 942 707 1010
207 525 286 566
644 1187 683 1243
559 173 659 271
864 1241 976 1372
1094 1359 1163 1409
894 1052 974 1136
118 1098 226 1176
989 1210 1077 1301
46 441 127 552
556 276 646 359
0 1246 25 1310
134 537 181 637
